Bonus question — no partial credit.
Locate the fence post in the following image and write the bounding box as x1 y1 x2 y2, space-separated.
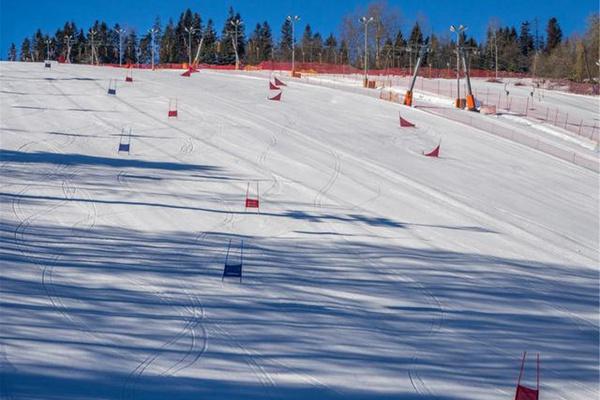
554 109 559 125
564 113 568 129
545 107 549 121
578 120 583 135
525 97 529 116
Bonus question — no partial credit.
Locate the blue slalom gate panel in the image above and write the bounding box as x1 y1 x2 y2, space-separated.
118 143 130 153
222 239 243 282
44 62 51 68
108 88 116 95
223 263 242 278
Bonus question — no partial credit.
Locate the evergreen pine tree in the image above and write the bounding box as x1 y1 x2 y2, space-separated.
8 43 17 61
74 30 86 63
393 30 406 68
160 19 177 63
219 8 245 65
339 39 349 65
248 23 262 64
518 21 534 71
20 38 31 61
200 19 217 64
260 22 273 62
409 22 423 46
139 32 152 64
301 24 313 62
279 18 293 61
124 30 138 64
545 17 563 52
33 29 45 61
324 33 337 64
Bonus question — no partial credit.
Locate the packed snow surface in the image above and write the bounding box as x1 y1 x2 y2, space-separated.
1 62 598 400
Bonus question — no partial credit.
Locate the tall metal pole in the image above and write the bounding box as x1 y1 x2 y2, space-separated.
64 35 74 63
115 28 126 66
184 26 196 66
89 29 97 65
45 39 51 60
287 15 300 74
494 31 498 80
148 28 157 70
230 19 242 70
450 24 467 107
360 16 374 85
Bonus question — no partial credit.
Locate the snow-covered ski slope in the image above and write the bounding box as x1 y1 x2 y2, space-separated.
1 62 598 400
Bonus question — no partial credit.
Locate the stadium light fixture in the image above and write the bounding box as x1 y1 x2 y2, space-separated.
360 16 374 85
286 15 300 74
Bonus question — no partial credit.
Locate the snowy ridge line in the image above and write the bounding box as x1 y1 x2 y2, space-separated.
286 72 599 172
419 106 599 173
193 81 594 266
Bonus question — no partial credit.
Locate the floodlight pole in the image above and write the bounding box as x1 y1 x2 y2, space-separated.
45 39 51 61
406 45 413 73
148 28 157 70
89 29 97 65
184 26 197 66
494 30 499 80
450 24 467 107
230 19 242 70
287 15 300 74
115 28 126 66
64 35 74 63
360 16 374 85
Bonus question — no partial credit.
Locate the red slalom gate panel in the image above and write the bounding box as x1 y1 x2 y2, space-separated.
268 91 282 101
424 144 440 158
274 77 287 86
269 81 279 90
400 115 415 127
515 385 538 400
168 99 178 117
245 198 259 208
181 69 191 77
514 352 540 400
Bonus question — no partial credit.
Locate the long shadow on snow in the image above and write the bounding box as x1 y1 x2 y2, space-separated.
0 149 222 173
1 219 597 400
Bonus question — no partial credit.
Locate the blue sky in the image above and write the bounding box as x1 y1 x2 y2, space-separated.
1 0 597 58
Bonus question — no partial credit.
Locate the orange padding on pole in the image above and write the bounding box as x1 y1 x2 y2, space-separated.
403 90 413 106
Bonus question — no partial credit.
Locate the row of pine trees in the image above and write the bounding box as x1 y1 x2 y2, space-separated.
7 4 599 82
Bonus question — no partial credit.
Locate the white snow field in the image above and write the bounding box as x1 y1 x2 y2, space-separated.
1 61 598 400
